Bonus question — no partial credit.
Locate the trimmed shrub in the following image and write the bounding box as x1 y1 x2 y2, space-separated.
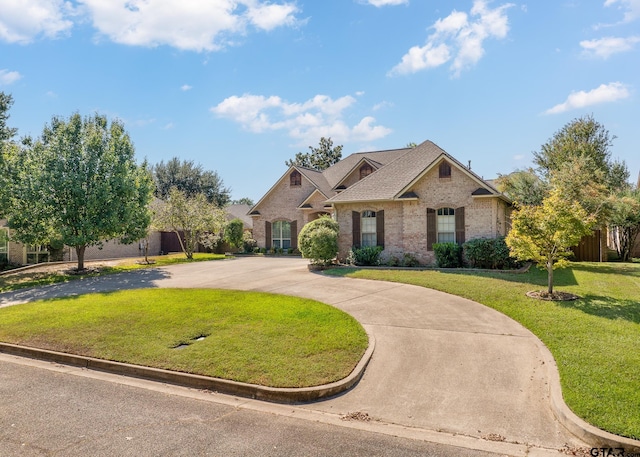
402 253 420 267
463 237 520 269
348 246 384 266
298 217 339 265
224 219 245 251
433 242 463 268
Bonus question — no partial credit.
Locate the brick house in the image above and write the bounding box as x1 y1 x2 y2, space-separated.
0 218 161 267
249 140 511 265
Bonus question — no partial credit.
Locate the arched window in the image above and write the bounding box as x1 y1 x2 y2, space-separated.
437 208 455 243
360 164 374 179
439 161 451 179
290 170 301 187
272 221 292 249
361 210 377 247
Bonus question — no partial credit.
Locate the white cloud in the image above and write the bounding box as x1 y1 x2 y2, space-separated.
545 82 631 115
211 93 392 144
361 0 409 6
513 154 525 161
580 36 640 58
603 0 640 23
181 84 193 91
79 0 300 52
372 101 393 111
132 118 156 127
0 0 74 44
245 2 299 31
389 0 514 77
0 69 22 85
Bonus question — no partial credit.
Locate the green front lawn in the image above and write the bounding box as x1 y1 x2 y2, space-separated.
0 288 368 388
326 262 640 440
0 253 226 293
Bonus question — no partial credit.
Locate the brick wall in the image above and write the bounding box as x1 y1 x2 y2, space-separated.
334 165 509 264
252 172 322 248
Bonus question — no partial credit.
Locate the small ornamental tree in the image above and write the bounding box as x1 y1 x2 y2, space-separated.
154 188 226 259
298 217 339 266
506 187 596 295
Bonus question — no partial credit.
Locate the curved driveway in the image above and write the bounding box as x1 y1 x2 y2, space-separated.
0 257 586 450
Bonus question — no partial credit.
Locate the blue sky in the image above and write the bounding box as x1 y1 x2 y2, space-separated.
1 0 639 202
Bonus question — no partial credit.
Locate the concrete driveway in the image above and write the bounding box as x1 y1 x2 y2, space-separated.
0 257 587 451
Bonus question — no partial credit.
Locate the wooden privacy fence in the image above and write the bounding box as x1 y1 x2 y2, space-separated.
571 230 602 262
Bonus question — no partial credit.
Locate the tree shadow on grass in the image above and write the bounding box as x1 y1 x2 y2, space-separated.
570 261 640 277
440 265 581 288
556 294 640 325
0 268 171 307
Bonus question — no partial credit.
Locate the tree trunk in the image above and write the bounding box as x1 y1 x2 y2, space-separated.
143 238 149 263
75 245 86 271
547 260 554 295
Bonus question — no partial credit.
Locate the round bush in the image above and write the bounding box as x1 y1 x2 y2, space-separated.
298 217 339 265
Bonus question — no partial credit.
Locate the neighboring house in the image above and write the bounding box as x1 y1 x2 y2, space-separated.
249 140 512 264
225 204 253 232
0 218 160 267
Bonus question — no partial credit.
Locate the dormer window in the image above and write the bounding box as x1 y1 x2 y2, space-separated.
360 164 373 179
290 170 301 187
439 161 451 179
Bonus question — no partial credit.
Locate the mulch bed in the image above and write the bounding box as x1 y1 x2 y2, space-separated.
525 290 580 301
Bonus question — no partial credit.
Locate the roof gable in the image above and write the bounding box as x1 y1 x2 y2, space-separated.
328 140 510 204
249 166 322 214
327 141 445 203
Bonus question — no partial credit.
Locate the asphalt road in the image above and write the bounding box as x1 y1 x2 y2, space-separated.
1 357 504 457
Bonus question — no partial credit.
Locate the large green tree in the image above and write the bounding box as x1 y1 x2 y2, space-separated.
153 187 226 259
534 114 629 196
285 137 343 171
0 92 18 211
495 168 548 206
7 113 153 271
153 157 230 207
608 188 640 262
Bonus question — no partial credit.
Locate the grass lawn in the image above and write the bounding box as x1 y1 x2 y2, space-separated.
0 288 368 388
325 262 640 440
0 253 226 293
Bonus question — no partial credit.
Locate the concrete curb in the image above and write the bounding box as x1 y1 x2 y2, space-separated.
0 333 375 404
535 339 640 452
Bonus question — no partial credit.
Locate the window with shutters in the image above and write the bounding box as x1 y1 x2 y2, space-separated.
437 208 456 243
290 170 301 187
271 221 291 249
361 210 377 247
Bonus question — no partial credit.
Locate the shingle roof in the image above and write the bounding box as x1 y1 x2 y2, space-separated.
226 204 253 228
321 147 412 188
251 140 508 211
327 140 445 203
296 167 333 198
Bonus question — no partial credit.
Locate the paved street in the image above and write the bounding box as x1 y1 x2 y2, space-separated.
0 358 504 457
0 257 589 455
